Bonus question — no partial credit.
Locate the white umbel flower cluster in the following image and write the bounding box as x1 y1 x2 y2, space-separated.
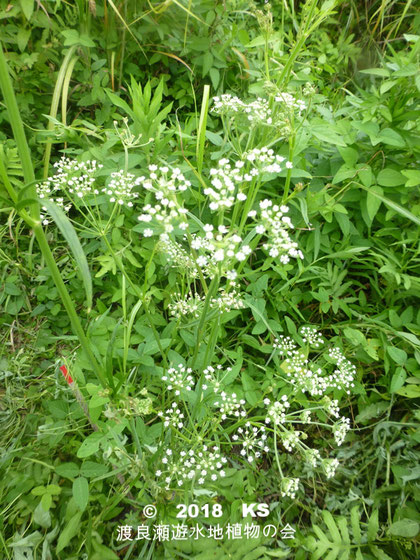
245 147 292 174
38 158 101 199
101 170 140 206
161 364 194 395
275 92 307 115
214 391 246 421
264 396 290 425
249 200 303 263
157 403 185 429
140 165 191 193
206 158 248 210
273 335 297 356
232 423 270 463
137 166 190 236
156 446 228 488
211 94 273 124
203 364 232 393
279 330 356 397
281 477 300 499
168 285 244 319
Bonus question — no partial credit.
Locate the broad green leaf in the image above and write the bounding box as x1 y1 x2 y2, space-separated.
73 477 89 511
357 186 420 226
209 68 220 90
355 402 388 423
390 368 406 393
323 510 341 543
377 168 405 187
56 512 83 553
343 327 366 347
375 128 405 148
42 200 92 310
55 462 80 479
401 169 420 187
396 385 420 398
202 52 213 77
311 124 347 147
41 493 52 511
389 519 419 538
80 461 109 478
366 186 383 222
19 0 34 20
359 68 390 77
77 432 104 458
370 546 393 560
17 28 31 52
387 346 407 365
317 246 369 260
33 501 51 528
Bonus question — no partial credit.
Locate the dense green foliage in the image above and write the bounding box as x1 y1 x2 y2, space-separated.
1 1 419 559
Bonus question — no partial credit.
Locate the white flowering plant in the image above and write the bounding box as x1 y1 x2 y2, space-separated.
32 100 356 514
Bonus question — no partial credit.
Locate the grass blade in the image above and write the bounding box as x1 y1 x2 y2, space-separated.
196 84 210 174
42 199 93 311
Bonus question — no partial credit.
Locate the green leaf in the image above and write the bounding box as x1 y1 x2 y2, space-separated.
19 0 34 20
202 52 213 77
357 185 420 226
396 385 420 398
343 327 366 347
41 492 52 511
209 68 220 90
350 507 362 544
73 477 89 511
80 461 109 478
389 519 419 538
317 246 369 260
322 510 341 543
241 371 261 405
377 168 405 187
401 169 420 187
359 68 390 77
77 432 104 458
33 501 51 529
56 462 80 478
367 510 379 541
17 28 31 52
42 199 93 310
390 368 406 393
355 402 388 423
387 346 407 365
375 128 405 148
56 512 83 553
311 124 347 147
366 186 383 222
370 545 393 560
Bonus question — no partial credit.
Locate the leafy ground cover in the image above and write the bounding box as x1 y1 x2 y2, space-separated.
0 1 419 559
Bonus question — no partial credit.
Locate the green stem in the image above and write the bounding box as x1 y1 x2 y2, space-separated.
0 43 37 217
191 274 220 369
0 42 106 388
34 224 107 386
